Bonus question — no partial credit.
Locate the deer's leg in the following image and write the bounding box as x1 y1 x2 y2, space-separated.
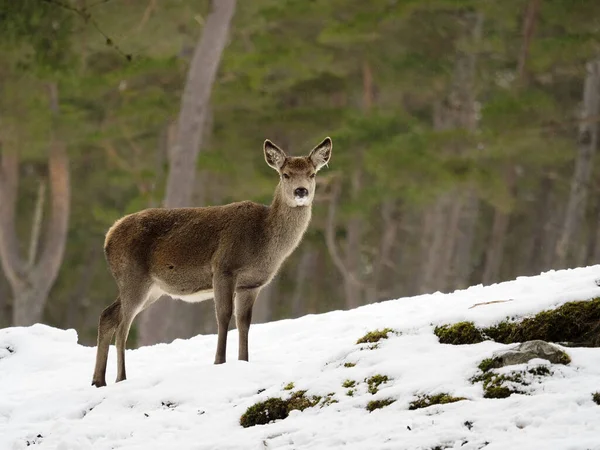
92 298 121 388
235 288 259 362
213 272 235 364
114 287 150 383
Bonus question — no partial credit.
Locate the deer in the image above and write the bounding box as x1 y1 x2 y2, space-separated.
91 137 332 387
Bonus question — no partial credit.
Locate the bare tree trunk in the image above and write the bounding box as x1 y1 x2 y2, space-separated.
481 167 516 284
418 13 483 294
366 200 398 303
138 0 236 346
482 0 541 283
0 83 70 326
291 246 317 317
555 59 600 268
324 61 375 310
528 175 554 273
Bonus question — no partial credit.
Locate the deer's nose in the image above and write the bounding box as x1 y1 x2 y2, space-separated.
294 187 308 198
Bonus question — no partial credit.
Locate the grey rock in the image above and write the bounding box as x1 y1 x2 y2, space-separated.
493 340 569 367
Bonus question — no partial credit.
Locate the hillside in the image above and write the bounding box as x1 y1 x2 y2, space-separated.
2 266 600 450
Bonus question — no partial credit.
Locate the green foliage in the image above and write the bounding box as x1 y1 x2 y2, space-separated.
365 374 389 395
366 398 395 412
478 358 502 373
592 392 600 405
484 299 600 347
342 379 356 388
356 328 396 344
408 393 467 410
434 322 486 345
239 390 323 428
435 299 600 349
471 361 554 400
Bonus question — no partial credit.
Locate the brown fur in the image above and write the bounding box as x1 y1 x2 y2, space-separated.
91 137 332 387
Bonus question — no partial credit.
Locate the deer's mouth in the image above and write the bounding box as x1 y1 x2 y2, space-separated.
294 196 310 206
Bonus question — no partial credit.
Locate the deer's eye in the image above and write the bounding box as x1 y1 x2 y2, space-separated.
282 173 290 179
310 173 316 179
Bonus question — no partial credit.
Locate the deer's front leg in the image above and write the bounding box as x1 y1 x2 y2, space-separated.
235 288 259 362
213 272 235 364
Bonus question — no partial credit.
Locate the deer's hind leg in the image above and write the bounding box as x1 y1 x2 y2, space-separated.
92 298 122 388
114 282 155 383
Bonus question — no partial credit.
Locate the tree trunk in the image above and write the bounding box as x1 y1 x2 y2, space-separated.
482 167 517 285
366 200 398 304
138 0 236 346
419 13 483 294
291 246 317 317
555 59 600 268
0 82 70 326
482 0 541 283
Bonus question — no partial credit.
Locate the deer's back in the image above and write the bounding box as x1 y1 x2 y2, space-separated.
104 202 270 288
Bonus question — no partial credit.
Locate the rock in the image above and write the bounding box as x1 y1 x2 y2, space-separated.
492 340 571 367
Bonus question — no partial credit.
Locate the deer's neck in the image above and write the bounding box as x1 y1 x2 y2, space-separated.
267 184 312 254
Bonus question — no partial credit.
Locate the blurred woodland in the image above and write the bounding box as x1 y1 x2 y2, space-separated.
1 0 600 346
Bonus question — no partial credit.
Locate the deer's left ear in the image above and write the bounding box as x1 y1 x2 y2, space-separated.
308 137 332 171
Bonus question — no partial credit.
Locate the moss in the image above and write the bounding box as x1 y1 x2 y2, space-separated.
408 393 467 410
471 361 555 399
342 379 356 388
343 362 356 368
366 374 389 395
482 298 600 346
346 389 355 397
356 328 396 344
478 357 501 373
240 391 323 428
484 385 513 399
528 365 551 376
321 393 338 407
436 298 600 347
434 322 485 345
283 382 294 391
592 392 600 405
287 390 321 411
240 398 288 428
366 398 395 412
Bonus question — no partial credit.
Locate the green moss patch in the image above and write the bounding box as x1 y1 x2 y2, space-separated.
478 357 502 373
408 393 467 410
283 382 294 391
343 362 356 368
356 328 397 344
471 362 553 399
366 374 390 395
436 298 600 347
342 379 356 388
366 398 395 412
240 390 323 428
434 322 485 345
485 299 600 346
592 392 600 405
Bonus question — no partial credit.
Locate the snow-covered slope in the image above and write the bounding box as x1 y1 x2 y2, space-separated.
2 266 600 450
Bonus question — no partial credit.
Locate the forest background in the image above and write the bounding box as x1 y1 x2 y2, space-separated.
1 0 600 347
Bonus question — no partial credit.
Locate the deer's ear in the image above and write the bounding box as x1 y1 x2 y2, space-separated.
308 137 332 171
264 139 287 171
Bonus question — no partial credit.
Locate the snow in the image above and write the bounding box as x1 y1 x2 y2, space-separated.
2 266 600 450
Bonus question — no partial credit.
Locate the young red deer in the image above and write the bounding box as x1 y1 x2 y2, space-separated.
91 137 332 387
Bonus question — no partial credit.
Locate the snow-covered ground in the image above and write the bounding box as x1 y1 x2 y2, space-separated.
2 266 600 450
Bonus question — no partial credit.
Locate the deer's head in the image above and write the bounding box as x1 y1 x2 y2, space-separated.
264 137 332 208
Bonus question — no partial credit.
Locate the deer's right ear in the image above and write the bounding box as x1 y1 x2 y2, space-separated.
264 139 287 171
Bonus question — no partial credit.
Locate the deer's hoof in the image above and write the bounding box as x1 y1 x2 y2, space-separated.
92 379 106 388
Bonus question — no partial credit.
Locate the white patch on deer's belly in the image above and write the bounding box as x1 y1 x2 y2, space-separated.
145 283 214 305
